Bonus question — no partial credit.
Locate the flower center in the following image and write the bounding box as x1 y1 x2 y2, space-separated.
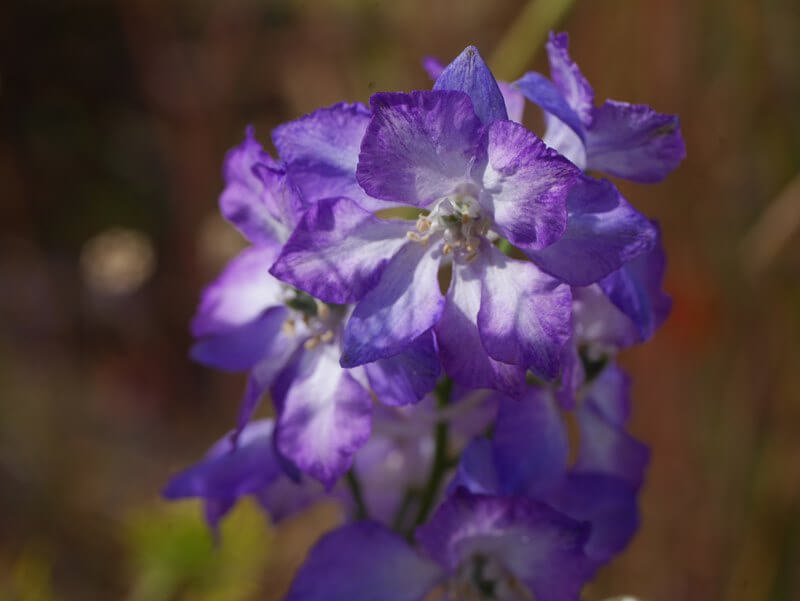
282 288 341 349
407 184 489 261
449 554 536 601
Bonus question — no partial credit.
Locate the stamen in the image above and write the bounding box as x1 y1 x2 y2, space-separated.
304 336 321 350
282 319 296 337
320 330 334 343
442 243 452 255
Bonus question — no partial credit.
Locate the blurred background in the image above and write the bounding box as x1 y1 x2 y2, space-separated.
1 0 799 599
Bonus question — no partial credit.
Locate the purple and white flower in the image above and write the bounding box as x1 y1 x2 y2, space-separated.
284 489 595 601
514 32 686 183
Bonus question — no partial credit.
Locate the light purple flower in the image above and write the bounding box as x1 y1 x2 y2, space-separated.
515 32 686 183
284 489 595 601
271 82 580 392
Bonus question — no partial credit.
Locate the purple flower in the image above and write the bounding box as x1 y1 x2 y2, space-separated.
514 32 686 183
450 374 649 564
271 49 586 393
162 419 323 534
191 130 440 489
284 489 595 601
423 50 660 288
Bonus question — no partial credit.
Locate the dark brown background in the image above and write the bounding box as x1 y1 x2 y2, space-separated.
1 1 799 600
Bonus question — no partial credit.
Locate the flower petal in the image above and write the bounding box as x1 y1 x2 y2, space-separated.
219 128 294 245
285 522 442 601
513 72 586 142
342 241 444 367
357 91 482 207
447 437 500 496
550 473 640 563
598 222 671 342
364 329 440 406
433 45 508 125
493 390 569 497
190 305 289 372
163 420 305 529
435 260 526 397
586 100 686 183
416 490 595 601
272 102 392 211
272 344 373 489
527 176 657 286
498 81 525 124
476 243 572 379
575 403 650 488
232 334 302 440
191 245 284 338
476 120 577 251
270 197 410 304
571 284 640 350
545 32 594 125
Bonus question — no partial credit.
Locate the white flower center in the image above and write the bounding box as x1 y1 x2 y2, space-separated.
407 184 489 261
281 288 340 349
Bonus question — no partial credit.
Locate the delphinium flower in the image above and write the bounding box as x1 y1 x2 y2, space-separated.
189 129 440 489
271 46 658 397
163 30 684 601
283 489 596 601
513 32 686 183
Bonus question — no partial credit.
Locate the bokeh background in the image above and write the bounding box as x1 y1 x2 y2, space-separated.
1 0 799 599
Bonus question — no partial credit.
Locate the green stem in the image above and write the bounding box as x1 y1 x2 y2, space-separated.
346 470 368 520
409 378 453 534
489 0 577 80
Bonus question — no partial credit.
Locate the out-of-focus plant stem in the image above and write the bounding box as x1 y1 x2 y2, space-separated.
408 378 453 536
490 0 576 80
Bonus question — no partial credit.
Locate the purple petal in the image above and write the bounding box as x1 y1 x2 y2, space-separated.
163 420 287 528
586 100 686 183
272 344 373 489
543 112 587 168
476 120 577 251
270 197 410 304
354 431 432 524
191 245 284 338
219 128 292 245
545 32 594 125
164 420 279 500
342 241 444 367
476 243 571 379
190 305 289 372
571 284 641 350
422 56 444 80
527 176 657 286
498 81 525 124
583 363 631 425
550 473 640 563
598 221 671 342
273 102 393 212
435 260 526 397
285 522 442 601
416 490 595 601
364 330 440 406
447 437 500 496
232 335 301 440
433 45 508 125
493 390 569 497
575 402 650 488
513 72 585 141
357 91 482 207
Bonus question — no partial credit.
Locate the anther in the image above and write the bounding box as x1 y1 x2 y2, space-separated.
304 336 321 350
320 330 334 343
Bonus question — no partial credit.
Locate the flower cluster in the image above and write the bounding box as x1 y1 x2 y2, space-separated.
165 32 683 601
